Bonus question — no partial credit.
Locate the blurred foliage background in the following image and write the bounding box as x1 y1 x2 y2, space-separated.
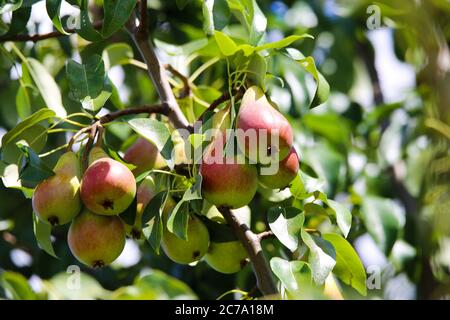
0 0 449 299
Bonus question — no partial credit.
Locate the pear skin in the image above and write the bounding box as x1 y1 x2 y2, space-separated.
205 241 248 274
161 215 210 264
32 151 81 226
68 209 125 268
236 86 293 163
258 147 299 189
81 147 136 216
200 133 258 209
124 138 167 176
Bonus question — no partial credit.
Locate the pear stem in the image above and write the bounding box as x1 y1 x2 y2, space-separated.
219 207 278 296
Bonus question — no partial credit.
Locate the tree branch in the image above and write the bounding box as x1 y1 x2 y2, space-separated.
127 9 190 131
219 207 278 296
0 21 102 43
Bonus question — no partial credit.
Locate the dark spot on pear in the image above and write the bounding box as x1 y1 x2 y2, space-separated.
48 216 59 226
193 250 201 259
92 260 105 268
101 199 114 210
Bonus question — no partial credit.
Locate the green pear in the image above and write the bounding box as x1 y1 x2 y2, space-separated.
32 151 81 226
205 241 248 274
68 209 126 268
161 215 210 264
81 147 136 215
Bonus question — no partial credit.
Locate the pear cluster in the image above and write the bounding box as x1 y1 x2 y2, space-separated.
32 147 136 268
201 86 300 210
136 179 249 274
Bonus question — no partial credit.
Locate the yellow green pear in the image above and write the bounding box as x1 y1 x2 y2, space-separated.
32 151 81 226
205 241 248 274
161 215 210 264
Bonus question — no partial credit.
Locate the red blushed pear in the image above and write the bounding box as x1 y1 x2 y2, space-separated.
124 138 167 176
258 147 299 189
68 209 125 268
32 151 81 226
200 133 258 209
80 147 136 215
236 86 293 163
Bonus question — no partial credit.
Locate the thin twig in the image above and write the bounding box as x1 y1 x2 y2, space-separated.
257 230 274 241
165 64 191 98
0 21 102 43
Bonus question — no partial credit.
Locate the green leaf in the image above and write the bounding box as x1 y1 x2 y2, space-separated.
102 0 138 38
0 271 36 300
202 0 214 35
16 141 54 182
128 118 174 168
141 191 168 226
102 43 134 69
214 30 239 56
290 170 325 200
15 85 32 120
301 229 336 285
286 49 330 109
66 55 108 111
167 176 202 240
24 58 66 117
46 0 70 35
270 257 312 293
33 212 58 258
77 0 102 41
2 123 49 164
226 0 266 45
247 53 267 90
267 206 304 252
256 34 313 52
316 192 352 238
143 215 163 254
323 233 367 296
167 202 189 241
360 196 405 254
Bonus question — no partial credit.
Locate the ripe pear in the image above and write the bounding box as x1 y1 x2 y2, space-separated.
81 147 136 215
236 86 293 163
258 147 299 189
161 215 210 264
124 138 167 176
200 133 258 209
32 151 81 226
68 209 125 268
205 241 248 274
